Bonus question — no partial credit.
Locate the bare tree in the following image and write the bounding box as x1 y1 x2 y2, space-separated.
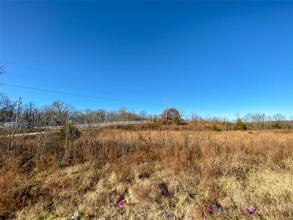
118 107 129 121
52 101 72 125
0 93 16 123
273 113 286 122
161 108 181 120
96 109 106 123
42 101 72 126
21 101 36 128
273 113 287 129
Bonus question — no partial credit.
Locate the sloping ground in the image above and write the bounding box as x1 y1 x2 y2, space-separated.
1 129 293 219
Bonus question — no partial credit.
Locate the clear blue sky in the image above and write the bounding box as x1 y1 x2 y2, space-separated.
0 1 292 119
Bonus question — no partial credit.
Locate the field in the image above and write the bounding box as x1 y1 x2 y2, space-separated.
0 125 293 219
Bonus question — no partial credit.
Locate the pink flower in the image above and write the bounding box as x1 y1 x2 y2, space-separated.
117 199 126 207
241 208 256 214
206 206 214 215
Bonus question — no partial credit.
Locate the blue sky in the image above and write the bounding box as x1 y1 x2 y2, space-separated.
0 1 292 119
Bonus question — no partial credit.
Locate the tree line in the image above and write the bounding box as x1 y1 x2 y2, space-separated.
190 112 293 130
0 93 149 129
1 92 292 131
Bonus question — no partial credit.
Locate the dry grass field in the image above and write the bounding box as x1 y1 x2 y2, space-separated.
0 126 293 219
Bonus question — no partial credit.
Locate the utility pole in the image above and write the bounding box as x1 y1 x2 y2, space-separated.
165 97 168 119
15 97 22 129
33 109 37 128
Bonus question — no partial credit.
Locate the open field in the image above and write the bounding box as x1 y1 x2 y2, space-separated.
0 126 293 219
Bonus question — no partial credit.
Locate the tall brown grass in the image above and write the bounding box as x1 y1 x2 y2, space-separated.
0 126 292 219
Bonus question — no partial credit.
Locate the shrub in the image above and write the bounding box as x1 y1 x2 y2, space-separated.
59 123 80 143
272 123 281 129
233 119 247 131
172 116 181 125
211 124 221 131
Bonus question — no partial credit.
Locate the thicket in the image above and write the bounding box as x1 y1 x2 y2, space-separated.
233 119 247 131
59 123 80 143
211 124 221 131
